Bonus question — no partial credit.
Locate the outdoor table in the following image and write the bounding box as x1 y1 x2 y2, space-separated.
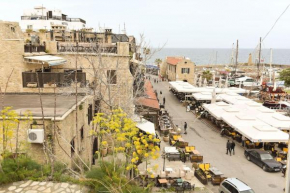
158 179 168 187
183 166 191 172
173 135 181 140
185 146 195 153
165 167 173 172
178 138 185 142
209 167 223 177
192 150 200 155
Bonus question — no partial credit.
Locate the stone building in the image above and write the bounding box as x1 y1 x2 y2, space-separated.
161 56 195 84
0 21 139 167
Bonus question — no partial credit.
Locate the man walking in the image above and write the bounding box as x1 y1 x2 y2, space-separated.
226 140 231 156
231 141 236 155
163 97 166 105
184 122 187 134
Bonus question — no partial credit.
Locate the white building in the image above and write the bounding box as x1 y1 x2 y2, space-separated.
20 6 86 31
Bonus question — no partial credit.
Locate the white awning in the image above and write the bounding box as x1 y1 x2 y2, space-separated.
133 114 155 135
24 55 67 66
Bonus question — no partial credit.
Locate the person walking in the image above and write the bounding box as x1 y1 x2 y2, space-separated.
184 122 187 134
163 97 166 105
226 140 231 156
231 141 236 155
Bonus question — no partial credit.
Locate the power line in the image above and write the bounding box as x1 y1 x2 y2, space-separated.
262 3 290 41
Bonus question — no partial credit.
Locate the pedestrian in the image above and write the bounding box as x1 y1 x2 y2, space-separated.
163 97 166 105
160 91 162 95
184 122 187 134
231 141 236 155
226 140 231 156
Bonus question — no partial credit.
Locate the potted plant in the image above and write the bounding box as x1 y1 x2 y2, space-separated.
100 141 108 157
163 130 169 142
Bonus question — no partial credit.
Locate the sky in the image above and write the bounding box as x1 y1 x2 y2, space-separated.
1 0 290 49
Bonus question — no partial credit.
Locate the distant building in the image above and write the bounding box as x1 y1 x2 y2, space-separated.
161 56 195 84
20 6 86 31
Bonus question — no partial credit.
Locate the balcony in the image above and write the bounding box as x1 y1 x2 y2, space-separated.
21 16 86 24
57 42 117 54
24 44 46 53
22 72 86 88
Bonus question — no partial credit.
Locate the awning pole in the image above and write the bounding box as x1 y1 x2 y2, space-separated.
42 62 44 72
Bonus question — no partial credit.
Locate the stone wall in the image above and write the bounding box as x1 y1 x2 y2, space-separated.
0 96 94 167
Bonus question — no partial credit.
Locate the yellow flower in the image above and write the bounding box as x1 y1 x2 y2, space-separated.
131 158 136 163
150 174 154 178
144 153 149 158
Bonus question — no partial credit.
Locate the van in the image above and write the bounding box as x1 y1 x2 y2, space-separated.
219 178 255 193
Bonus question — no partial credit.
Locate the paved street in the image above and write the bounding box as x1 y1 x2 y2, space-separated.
151 76 285 193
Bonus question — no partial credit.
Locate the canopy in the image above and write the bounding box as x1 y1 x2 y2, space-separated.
133 115 156 135
193 92 222 101
24 55 67 66
164 147 179 154
222 113 289 142
257 113 290 130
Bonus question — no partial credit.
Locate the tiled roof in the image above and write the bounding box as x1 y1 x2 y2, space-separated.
136 80 160 110
166 57 183 65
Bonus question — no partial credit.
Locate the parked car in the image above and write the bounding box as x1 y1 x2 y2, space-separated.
244 149 282 172
219 178 254 193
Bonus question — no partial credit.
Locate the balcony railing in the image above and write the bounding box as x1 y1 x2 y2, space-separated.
57 43 117 54
22 72 86 88
21 16 86 24
24 44 46 53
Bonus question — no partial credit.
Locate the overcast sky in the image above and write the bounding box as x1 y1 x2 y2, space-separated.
1 0 290 49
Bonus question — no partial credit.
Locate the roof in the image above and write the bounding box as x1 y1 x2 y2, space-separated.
225 178 252 191
133 115 155 135
166 57 183 65
0 94 86 118
136 80 159 110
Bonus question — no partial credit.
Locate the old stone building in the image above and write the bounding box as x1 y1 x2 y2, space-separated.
161 56 195 84
0 21 139 167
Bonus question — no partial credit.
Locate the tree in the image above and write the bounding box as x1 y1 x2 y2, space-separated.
202 70 213 82
154 58 162 66
279 68 290 87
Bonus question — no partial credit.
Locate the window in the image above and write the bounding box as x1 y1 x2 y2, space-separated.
181 68 190 74
27 25 33 29
11 27 15 33
70 138 75 156
94 100 100 115
107 70 117 84
80 126 84 140
88 104 93 124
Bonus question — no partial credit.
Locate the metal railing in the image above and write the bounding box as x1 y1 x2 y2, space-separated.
57 43 117 54
24 44 46 53
21 16 86 24
22 72 86 88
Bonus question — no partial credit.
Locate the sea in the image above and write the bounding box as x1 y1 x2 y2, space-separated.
148 48 290 66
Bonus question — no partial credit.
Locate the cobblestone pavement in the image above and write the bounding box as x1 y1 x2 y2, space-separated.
0 180 89 193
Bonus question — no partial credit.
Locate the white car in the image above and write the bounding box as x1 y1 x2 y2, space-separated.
219 178 255 193
235 77 258 87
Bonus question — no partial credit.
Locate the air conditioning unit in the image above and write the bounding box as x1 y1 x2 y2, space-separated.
27 129 44 143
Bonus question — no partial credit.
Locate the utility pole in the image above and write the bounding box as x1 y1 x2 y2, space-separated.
257 37 262 79
269 48 273 83
234 40 238 76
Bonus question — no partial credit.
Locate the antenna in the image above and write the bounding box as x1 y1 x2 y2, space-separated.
269 48 273 83
257 37 262 80
230 43 235 67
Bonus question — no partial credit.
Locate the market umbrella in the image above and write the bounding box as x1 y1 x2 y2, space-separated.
225 76 228 88
199 75 202 87
211 87 216 104
203 78 208 87
212 73 216 88
218 77 222 88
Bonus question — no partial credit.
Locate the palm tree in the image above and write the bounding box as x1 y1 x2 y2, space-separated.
202 70 213 82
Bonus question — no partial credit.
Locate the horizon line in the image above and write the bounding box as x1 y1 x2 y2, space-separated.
153 47 290 49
